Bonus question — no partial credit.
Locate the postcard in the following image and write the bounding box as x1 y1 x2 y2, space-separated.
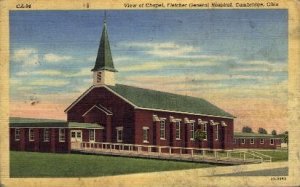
0 0 299 186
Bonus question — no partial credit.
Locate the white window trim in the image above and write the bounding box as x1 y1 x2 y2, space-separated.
143 127 149 143
175 121 181 140
43 128 50 142
116 127 123 143
59 128 66 142
15 128 20 141
250 138 254 144
29 128 34 142
190 122 195 141
241 139 245 144
270 138 274 145
160 120 166 140
89 129 96 142
216 126 219 140
260 138 264 144
203 123 208 141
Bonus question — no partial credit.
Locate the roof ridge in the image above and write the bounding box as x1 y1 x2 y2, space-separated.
114 84 207 101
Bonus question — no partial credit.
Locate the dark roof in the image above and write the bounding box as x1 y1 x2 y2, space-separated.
9 117 103 129
234 132 280 138
108 84 234 118
92 22 117 72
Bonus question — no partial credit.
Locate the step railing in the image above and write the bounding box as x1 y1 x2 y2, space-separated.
248 150 272 162
71 141 265 163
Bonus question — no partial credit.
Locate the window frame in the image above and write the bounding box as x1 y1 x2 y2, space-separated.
270 138 274 145
160 120 166 140
233 138 236 144
250 138 254 144
260 138 265 144
143 127 149 143
59 128 66 142
215 124 219 140
116 127 123 143
203 123 207 140
175 121 181 140
89 129 96 142
43 128 50 142
190 122 195 140
241 138 245 144
15 128 20 141
29 128 34 142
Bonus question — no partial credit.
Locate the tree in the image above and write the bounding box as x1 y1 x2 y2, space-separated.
271 130 277 135
283 131 288 144
194 129 206 141
242 126 253 133
258 128 268 134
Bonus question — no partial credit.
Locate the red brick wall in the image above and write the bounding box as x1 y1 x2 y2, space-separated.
67 87 135 144
233 137 281 149
10 128 70 153
134 109 234 150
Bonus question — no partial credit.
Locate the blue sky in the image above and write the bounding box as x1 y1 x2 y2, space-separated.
9 10 288 132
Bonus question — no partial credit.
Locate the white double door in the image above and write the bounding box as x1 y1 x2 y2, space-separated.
71 130 82 142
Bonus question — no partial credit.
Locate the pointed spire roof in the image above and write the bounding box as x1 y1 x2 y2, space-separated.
92 14 117 72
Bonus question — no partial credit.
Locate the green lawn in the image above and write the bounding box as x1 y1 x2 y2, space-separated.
255 150 288 162
10 151 214 178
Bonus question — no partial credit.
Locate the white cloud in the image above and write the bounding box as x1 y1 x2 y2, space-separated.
43 53 72 62
16 70 63 76
29 79 69 87
65 68 91 77
12 48 39 66
119 42 199 57
233 60 287 72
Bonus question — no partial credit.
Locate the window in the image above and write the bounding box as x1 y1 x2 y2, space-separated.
116 127 123 143
89 129 95 142
143 127 149 143
29 128 34 141
175 121 181 140
233 138 236 144
160 120 166 139
43 128 50 142
241 139 245 144
190 122 195 140
59 128 65 142
215 124 219 140
97 72 102 83
203 123 207 140
250 138 254 144
15 128 20 141
71 131 76 138
270 139 274 145
260 138 264 144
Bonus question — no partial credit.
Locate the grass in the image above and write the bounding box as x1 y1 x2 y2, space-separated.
255 150 288 162
10 151 214 178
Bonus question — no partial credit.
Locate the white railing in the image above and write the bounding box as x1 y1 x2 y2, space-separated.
70 142 270 163
248 150 272 162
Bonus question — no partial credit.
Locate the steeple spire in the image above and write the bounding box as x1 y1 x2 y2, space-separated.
92 12 117 72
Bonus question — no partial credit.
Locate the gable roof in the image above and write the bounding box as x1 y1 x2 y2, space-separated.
107 84 234 118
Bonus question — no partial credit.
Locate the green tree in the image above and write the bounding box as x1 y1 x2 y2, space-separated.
258 128 268 134
271 130 277 135
194 129 206 141
242 126 253 133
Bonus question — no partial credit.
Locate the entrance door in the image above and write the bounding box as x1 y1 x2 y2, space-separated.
71 130 82 142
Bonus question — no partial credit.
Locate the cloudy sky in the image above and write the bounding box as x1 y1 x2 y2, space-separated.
10 10 288 133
